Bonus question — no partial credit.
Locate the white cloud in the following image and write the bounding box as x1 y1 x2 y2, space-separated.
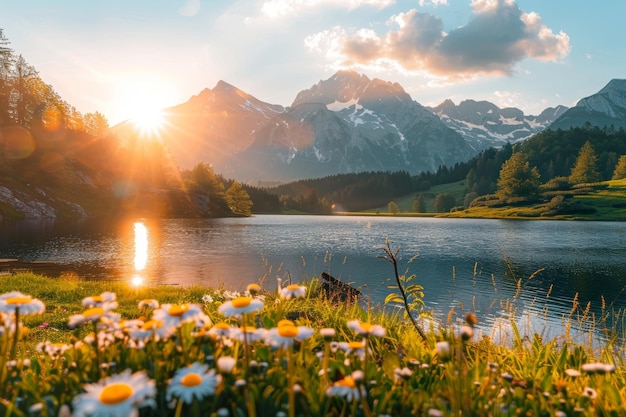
306 0 570 81
418 0 449 7
492 90 522 109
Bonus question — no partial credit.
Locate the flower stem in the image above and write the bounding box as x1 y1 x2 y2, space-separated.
174 399 184 417
9 307 20 360
288 346 295 417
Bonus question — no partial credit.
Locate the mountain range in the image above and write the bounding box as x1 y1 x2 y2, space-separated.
112 71 626 183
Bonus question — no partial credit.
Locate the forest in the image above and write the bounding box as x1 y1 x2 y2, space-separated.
269 126 626 213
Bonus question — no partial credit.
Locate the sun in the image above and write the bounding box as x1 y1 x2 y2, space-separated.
110 74 178 136
131 106 165 136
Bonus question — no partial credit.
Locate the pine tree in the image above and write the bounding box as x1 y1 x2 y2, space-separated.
411 193 426 213
569 141 601 184
496 152 540 200
612 155 626 180
387 201 400 214
226 180 253 216
434 193 456 212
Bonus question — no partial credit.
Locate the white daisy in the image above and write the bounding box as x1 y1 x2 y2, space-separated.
166 362 222 404
320 328 336 341
207 322 232 339
0 291 45 315
394 367 413 382
82 292 117 308
435 341 451 361
246 283 261 296
152 303 206 328
265 324 314 349
229 326 267 343
71 369 155 417
36 341 71 358
337 340 366 359
347 320 386 338
581 362 616 374
279 284 307 299
68 306 120 329
326 372 366 401
127 319 176 342
217 356 237 374
217 297 264 318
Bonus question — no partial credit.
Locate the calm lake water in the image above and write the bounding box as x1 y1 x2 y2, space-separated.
1 215 626 341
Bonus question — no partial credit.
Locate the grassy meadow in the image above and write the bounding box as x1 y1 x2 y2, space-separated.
360 178 626 221
0 270 624 417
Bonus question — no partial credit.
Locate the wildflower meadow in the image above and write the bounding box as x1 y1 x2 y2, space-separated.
0 262 624 417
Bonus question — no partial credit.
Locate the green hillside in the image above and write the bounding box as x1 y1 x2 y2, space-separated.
442 178 626 220
362 181 467 214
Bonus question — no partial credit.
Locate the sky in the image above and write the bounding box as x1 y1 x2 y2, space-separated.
1 0 625 126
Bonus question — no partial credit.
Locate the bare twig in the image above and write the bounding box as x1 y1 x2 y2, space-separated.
379 239 428 344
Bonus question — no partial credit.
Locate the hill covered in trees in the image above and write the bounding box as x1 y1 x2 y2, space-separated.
264 125 626 215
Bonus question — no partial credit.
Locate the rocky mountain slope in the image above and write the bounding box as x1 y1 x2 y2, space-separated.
113 81 285 172
111 73 626 184
429 99 568 152
225 71 472 181
550 79 626 130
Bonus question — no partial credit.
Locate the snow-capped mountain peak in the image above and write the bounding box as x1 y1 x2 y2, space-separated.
550 79 626 130
429 99 567 152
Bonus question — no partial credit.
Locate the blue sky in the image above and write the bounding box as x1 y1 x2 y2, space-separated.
2 0 624 125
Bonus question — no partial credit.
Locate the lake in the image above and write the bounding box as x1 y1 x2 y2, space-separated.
1 215 626 342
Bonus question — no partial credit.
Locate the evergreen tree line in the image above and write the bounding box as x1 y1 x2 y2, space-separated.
271 171 415 212
0 29 108 136
265 125 626 213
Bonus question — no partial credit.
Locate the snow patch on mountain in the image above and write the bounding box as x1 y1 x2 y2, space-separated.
429 99 567 151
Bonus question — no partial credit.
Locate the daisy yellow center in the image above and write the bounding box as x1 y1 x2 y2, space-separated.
286 284 300 291
359 322 372 332
278 325 298 338
348 341 364 349
142 319 163 330
168 304 190 316
231 297 252 308
337 376 356 388
83 307 104 317
6 296 32 305
99 383 134 405
247 284 261 292
92 296 104 302
181 373 203 387
278 319 295 327
214 322 230 330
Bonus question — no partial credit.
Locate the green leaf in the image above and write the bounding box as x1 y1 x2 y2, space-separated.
384 293 404 304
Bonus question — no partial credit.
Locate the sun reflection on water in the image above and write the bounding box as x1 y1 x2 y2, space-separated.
132 222 149 286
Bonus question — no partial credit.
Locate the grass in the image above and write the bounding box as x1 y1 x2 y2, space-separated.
351 178 626 221
0 271 625 417
362 181 467 214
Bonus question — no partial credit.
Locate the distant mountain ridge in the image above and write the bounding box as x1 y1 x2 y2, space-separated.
224 71 472 181
126 81 285 171
428 99 568 151
550 79 626 130
112 73 626 183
